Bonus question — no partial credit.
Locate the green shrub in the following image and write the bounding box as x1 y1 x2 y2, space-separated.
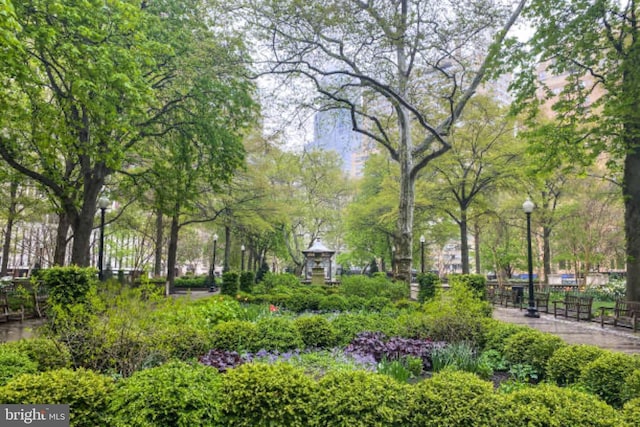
3 338 72 371
448 274 488 299
149 322 210 361
239 271 255 293
221 272 239 296
425 313 486 347
622 369 640 404
209 320 258 352
254 317 304 351
0 368 114 427
396 312 432 339
481 319 530 353
261 272 301 292
311 370 410 426
109 361 222 427
365 296 392 311
286 290 323 312
189 296 243 325
338 274 408 300
0 345 38 385
220 363 315 427
41 266 97 306
173 276 208 288
622 397 640 426
331 313 382 346
580 351 640 408
502 330 565 378
408 370 499 426
417 272 440 302
546 344 605 386
496 383 622 426
318 294 349 312
294 315 336 349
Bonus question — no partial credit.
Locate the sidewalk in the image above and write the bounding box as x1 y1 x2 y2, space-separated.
493 306 640 354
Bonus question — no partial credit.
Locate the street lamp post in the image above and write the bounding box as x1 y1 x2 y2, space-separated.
420 235 426 274
98 196 109 281
241 245 245 271
209 233 218 292
523 198 539 318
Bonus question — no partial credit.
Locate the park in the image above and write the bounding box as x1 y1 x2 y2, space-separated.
2 0 640 425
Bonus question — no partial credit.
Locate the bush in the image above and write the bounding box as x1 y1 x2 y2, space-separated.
209 320 258 352
41 266 97 306
331 313 382 346
286 290 323 313
339 274 408 301
546 344 605 386
260 272 301 292
220 363 315 427
430 342 492 379
0 345 38 385
173 276 208 288
0 368 114 427
318 294 349 312
221 272 239 296
426 313 486 347
408 370 499 426
254 317 304 351
109 361 222 426
239 271 255 293
364 296 392 311
622 369 640 403
311 370 410 426
481 319 530 353
579 351 640 408
3 338 71 371
448 274 488 299
496 383 622 426
294 315 336 349
502 330 565 378
622 397 640 426
417 272 440 302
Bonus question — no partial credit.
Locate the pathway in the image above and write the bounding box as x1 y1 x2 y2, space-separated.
493 306 640 354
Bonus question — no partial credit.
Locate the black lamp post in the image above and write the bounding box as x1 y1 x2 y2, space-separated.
97 196 109 281
209 233 218 292
420 235 426 274
523 198 539 318
241 245 245 271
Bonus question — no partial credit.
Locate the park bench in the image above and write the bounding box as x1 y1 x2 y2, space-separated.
599 300 640 331
553 294 593 321
495 287 523 308
519 291 550 314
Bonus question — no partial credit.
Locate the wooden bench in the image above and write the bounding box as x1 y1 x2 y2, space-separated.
599 300 640 331
495 287 524 308
553 295 593 321
519 291 550 314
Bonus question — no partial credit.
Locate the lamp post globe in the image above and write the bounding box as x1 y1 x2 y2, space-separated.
523 198 539 318
241 245 246 271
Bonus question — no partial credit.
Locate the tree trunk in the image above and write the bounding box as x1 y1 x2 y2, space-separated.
1 181 18 275
53 213 70 266
474 222 481 275
154 209 163 276
223 225 231 273
625 142 640 301
460 209 469 274
395 107 415 283
165 210 180 296
543 225 552 285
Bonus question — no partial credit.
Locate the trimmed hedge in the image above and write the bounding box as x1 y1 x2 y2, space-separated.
108 361 222 426
580 351 640 408
219 363 315 427
546 344 605 386
502 329 565 378
496 383 622 426
311 370 411 426
0 368 114 427
0 345 38 385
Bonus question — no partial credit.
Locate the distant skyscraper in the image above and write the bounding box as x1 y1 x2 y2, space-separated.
308 108 364 178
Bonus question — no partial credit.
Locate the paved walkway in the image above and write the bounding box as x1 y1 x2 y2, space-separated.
493 306 640 354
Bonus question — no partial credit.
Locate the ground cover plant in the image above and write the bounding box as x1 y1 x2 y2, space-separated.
2 270 640 425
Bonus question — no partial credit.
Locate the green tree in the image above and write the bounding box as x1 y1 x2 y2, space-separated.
509 0 640 298
425 96 523 274
0 0 255 268
242 0 526 282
